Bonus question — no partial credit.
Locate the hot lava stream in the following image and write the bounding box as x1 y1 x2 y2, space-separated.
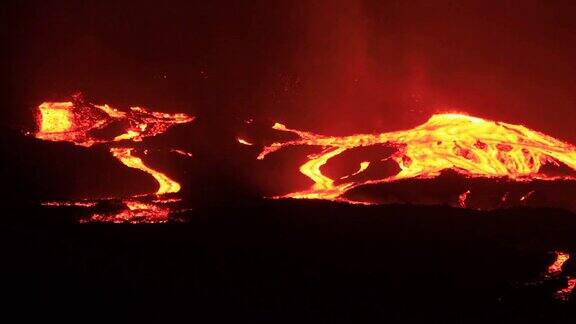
546 251 575 301
258 114 576 204
35 94 193 223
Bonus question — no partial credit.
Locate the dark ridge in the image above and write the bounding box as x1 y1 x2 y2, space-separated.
3 199 576 323
344 170 576 211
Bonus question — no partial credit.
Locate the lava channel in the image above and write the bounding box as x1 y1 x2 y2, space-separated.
257 114 576 203
34 94 194 223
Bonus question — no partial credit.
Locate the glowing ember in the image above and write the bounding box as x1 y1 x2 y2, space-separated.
542 251 574 301
170 149 193 157
258 114 576 203
237 137 254 146
83 201 170 224
152 197 182 204
33 94 194 223
41 201 97 207
556 278 576 301
547 251 570 276
458 190 471 208
520 190 536 202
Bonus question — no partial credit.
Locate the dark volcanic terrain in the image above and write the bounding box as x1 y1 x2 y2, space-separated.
3 200 576 323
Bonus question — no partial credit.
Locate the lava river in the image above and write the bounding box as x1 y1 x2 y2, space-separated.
258 114 576 203
35 94 193 223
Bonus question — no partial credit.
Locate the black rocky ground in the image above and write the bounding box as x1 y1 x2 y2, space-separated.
2 200 576 323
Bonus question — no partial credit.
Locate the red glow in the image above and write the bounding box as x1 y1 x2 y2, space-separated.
458 190 471 208
83 201 170 224
170 149 193 157
544 251 574 301
41 201 97 207
556 278 576 301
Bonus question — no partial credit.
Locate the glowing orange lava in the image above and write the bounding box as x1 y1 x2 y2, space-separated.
458 190 471 208
110 147 181 195
545 251 575 301
556 278 576 301
83 201 171 224
237 137 253 146
41 201 97 207
520 190 536 202
36 94 193 147
258 114 576 203
37 102 74 134
170 148 193 157
548 251 570 276
34 94 194 223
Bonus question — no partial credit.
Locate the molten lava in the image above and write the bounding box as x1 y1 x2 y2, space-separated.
548 251 570 276
34 94 194 223
556 278 576 301
38 102 74 134
83 201 171 224
110 147 181 195
258 114 576 203
546 251 575 301
458 190 471 208
36 94 193 147
237 137 254 146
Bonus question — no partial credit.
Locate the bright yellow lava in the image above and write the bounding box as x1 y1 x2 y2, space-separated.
110 147 181 195
37 102 74 134
34 95 193 223
258 114 576 202
35 99 193 147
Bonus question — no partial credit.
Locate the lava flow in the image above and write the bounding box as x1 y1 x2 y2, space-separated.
547 251 570 277
545 251 575 301
34 94 194 223
110 147 181 195
258 114 576 203
36 94 193 146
